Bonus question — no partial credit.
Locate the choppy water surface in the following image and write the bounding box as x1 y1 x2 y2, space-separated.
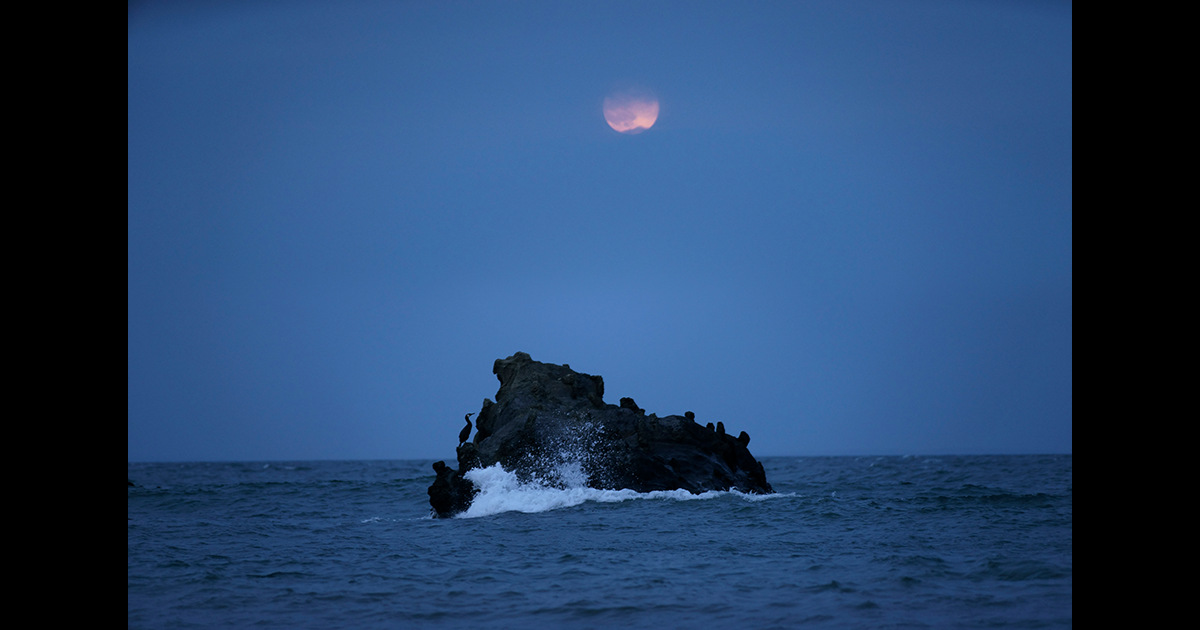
128 455 1071 628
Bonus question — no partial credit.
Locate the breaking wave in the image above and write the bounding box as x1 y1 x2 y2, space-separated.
459 463 789 518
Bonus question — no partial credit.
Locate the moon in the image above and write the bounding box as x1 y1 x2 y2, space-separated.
603 90 659 134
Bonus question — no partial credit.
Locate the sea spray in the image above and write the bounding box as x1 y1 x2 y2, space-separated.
460 462 793 518
509 414 615 488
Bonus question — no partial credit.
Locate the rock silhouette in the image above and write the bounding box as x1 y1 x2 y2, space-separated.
428 352 773 517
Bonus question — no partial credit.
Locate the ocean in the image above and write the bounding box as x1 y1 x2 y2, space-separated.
127 455 1071 628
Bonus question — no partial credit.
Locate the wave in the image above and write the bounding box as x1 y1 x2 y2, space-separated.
459 463 790 518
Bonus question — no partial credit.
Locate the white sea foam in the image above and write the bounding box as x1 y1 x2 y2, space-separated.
459 463 792 518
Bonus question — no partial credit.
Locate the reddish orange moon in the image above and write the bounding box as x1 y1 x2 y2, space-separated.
603 91 659 134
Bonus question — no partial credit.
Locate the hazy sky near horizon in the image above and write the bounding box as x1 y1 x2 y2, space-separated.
128 1 1072 462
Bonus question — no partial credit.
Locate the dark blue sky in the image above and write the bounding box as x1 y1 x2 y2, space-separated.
128 1 1072 462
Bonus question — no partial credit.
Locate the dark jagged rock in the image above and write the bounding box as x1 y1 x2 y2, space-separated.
428 459 476 517
619 397 644 414
474 398 496 442
427 352 773 517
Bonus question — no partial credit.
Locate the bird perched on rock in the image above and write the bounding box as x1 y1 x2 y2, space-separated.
459 413 475 446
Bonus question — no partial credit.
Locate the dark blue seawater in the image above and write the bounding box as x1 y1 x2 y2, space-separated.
128 455 1071 628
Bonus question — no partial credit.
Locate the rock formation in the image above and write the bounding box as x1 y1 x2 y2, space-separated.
428 352 773 517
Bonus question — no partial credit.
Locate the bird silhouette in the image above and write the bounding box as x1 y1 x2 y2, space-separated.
459 413 475 446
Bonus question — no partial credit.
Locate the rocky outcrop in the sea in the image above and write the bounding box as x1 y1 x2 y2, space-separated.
428 352 773 517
